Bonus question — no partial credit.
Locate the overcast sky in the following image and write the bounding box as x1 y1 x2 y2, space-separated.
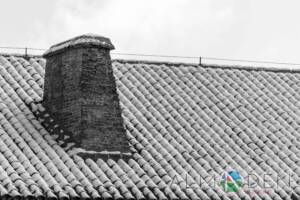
1 0 300 67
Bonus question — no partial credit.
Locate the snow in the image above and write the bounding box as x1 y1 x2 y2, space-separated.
43 34 114 57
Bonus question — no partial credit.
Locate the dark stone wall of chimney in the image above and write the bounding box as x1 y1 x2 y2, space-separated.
43 45 130 153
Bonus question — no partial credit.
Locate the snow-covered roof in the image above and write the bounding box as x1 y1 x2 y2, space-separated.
0 54 299 200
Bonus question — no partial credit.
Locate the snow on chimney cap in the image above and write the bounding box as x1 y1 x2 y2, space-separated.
43 34 115 57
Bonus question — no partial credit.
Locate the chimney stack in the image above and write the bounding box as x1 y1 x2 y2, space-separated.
43 34 130 155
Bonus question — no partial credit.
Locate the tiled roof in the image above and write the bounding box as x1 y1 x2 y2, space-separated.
0 54 299 200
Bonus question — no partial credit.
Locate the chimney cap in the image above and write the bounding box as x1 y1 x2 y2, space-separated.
43 34 115 57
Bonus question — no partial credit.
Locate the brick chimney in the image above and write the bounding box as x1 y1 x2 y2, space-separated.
43 34 130 155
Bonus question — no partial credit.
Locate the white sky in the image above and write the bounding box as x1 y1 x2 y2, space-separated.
1 0 300 68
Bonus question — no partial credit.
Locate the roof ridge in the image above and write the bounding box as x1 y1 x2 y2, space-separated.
113 58 300 73
0 52 43 58
0 52 299 73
